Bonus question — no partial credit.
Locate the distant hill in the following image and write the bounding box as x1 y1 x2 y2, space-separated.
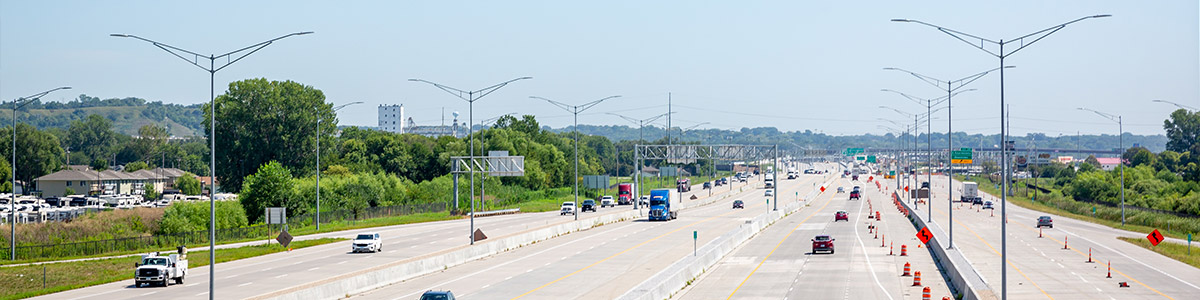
1 94 204 136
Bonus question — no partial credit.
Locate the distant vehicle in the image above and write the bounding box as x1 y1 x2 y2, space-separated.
1037 216 1053 228
764 189 774 197
972 198 984 205
703 182 712 189
560 202 576 215
677 178 692 193
648 189 677 221
600 196 616 208
849 190 860 200
812 235 835 254
351 232 382 253
921 182 930 189
961 182 981 203
134 247 188 287
836 187 845 193
787 172 798 179
852 175 859 181
852 186 860 193
581 199 597 212
982 201 994 210
732 200 744 209
719 177 728 185
738 176 747 183
764 175 775 188
618 183 633 205
835 210 849 222
420 290 457 300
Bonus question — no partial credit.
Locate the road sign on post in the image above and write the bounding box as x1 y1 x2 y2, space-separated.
1147 229 1164 246
917 227 933 244
951 149 973 164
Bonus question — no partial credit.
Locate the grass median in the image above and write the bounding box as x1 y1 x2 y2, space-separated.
0 237 344 300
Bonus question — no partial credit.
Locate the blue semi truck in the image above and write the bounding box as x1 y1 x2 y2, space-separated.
648 189 678 221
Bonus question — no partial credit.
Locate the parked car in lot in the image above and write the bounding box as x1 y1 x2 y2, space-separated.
732 200 744 209
812 235 835 254
420 290 456 300
982 201 994 210
560 202 576 215
351 232 382 253
600 196 616 208
581 199 597 212
834 210 849 222
1037 216 1053 228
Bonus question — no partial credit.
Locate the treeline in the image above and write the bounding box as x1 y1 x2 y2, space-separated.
0 94 205 135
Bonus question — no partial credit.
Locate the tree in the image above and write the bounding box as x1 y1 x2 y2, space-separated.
64 187 76 195
124 161 149 172
66 114 117 162
90 158 108 172
238 161 296 224
204 79 332 193
1084 155 1101 168
0 124 65 193
0 159 9 193
176 173 202 196
1129 149 1157 168
1163 108 1199 153
143 182 158 201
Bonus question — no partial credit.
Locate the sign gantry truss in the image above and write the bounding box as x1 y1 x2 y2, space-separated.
634 144 778 162
450 156 525 176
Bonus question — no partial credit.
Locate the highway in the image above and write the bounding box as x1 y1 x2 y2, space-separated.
912 174 1200 300
343 169 833 299
678 176 953 300
35 175 763 300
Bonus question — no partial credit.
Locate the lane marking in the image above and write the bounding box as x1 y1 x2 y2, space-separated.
851 187 894 300
274 274 288 279
238 282 253 287
928 195 1054 299
727 188 835 299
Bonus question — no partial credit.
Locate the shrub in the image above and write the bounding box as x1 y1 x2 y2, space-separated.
159 200 248 234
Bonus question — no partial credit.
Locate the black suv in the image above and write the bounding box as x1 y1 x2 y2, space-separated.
581 199 597 212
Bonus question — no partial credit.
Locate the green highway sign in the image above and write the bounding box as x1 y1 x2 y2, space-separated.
951 149 973 164
844 148 864 156
867 155 876 163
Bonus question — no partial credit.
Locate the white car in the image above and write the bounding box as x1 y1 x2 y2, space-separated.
764 189 774 197
600 196 616 208
638 195 650 206
560 202 576 215
351 232 382 253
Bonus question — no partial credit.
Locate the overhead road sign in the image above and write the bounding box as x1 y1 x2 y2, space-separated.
951 149 973 164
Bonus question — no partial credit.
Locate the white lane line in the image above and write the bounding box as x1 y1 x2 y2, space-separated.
851 189 895 300
185 283 199 287
196 292 208 296
337 260 348 265
140 291 157 296
223 274 239 279
308 267 320 271
1059 227 1200 292
238 282 253 287
274 274 288 278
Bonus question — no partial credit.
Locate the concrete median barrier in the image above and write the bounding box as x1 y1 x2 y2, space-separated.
894 192 996 300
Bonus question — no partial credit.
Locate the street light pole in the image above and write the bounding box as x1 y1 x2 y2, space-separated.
411 77 531 245
1151 99 1198 111
112 31 313 298
893 15 1110 300
884 66 1010 249
533 95 621 221
9 87 71 260
1078 108 1125 226
316 101 363 230
606 112 671 210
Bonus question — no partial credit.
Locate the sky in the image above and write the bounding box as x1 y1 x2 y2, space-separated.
2 0 1197 137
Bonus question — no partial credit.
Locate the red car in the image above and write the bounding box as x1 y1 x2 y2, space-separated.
849 190 861 200
834 210 849 222
812 235 835 254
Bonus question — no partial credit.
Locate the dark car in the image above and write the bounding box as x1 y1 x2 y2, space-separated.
972 198 984 205
852 175 859 181
921 182 930 189
581 200 597 212
703 182 712 189
849 190 860 200
720 178 729 185
420 290 456 300
732 200 744 209
834 210 849 222
812 235 835 254
1037 216 1053 228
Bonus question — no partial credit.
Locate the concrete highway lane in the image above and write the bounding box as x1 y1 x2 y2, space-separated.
679 177 951 300
37 177 760 300
915 175 1200 300
347 172 832 299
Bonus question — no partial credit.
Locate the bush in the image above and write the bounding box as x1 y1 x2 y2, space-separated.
158 200 248 234
176 173 201 195
239 161 296 224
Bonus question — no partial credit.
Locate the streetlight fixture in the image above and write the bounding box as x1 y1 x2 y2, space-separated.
532 95 621 220
1151 99 1198 111
410 77 531 244
884 66 1011 249
608 111 672 209
9 86 71 260
316 101 363 230
111 31 313 298
892 15 1110 300
1078 108 1125 226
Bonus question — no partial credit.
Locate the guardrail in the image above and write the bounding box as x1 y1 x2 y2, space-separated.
466 208 520 217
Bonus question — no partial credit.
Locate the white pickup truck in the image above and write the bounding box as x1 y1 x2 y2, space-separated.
135 247 188 287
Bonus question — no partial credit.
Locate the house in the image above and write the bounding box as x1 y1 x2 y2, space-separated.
33 167 187 198
1094 157 1122 171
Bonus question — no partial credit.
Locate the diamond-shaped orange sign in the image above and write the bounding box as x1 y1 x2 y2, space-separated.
820 186 826 192
1147 229 1164 246
917 227 933 244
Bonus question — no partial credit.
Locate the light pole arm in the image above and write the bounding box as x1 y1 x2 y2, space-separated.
12 87 72 109
893 15 1110 58
110 32 313 73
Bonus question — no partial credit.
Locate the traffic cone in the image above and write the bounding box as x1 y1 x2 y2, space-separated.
1107 261 1112 278
990 209 994 217
1064 236 1069 250
1088 248 1093 263
889 243 894 255
922 287 931 300
902 262 911 276
901 244 908 256
912 271 922 286
1039 227 1043 238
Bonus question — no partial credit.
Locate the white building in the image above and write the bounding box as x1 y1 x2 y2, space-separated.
378 104 405 133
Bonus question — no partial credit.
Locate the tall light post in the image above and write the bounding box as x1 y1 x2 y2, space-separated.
315 101 362 230
410 77 531 244
893 15 1110 300
884 66 1010 249
1152 99 1198 111
607 112 671 209
881 105 944 211
532 95 620 221
1078 108 1125 226
882 88 970 224
111 31 313 298
9 87 71 260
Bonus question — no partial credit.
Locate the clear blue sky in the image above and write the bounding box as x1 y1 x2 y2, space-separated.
2 0 1196 136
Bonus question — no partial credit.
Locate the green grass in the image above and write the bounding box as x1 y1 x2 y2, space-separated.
0 238 343 300
1117 237 1200 269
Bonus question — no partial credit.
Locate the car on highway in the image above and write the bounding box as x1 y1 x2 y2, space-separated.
764 189 773 197
351 232 382 253
921 182 930 189
836 187 845 193
581 200 597 212
1037 216 1053 228
852 186 860 192
849 190 860 200
972 198 984 205
811 235 835 254
703 181 712 189
982 201 994 210
560 202 576 215
420 290 457 300
600 196 615 208
738 176 747 183
720 177 729 185
639 195 650 206
834 210 848 222
732 200 744 209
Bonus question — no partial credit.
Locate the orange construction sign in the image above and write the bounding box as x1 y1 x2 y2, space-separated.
917 227 933 244
904 186 910 192
820 186 826 192
1147 229 1164 246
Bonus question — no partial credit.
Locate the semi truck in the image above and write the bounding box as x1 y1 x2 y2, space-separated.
676 178 691 193
648 189 677 221
135 246 188 287
960 182 981 202
618 183 633 205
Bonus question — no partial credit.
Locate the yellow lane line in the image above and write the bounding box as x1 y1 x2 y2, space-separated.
510 176 819 299
726 187 837 299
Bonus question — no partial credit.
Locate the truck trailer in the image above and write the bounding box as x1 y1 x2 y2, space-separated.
618 183 633 205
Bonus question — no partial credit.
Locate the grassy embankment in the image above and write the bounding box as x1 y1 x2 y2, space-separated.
1117 237 1198 269
0 238 343 300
